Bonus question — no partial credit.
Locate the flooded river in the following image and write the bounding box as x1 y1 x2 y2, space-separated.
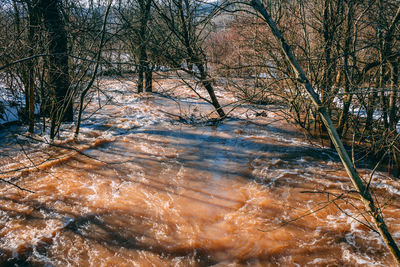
0 78 399 266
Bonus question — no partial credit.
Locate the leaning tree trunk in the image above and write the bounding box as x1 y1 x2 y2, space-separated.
39 0 73 139
195 61 226 118
250 0 400 264
177 0 225 118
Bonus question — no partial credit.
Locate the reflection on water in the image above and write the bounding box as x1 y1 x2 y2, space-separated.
0 79 399 266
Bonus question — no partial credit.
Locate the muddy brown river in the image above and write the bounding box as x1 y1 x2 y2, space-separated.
0 78 399 266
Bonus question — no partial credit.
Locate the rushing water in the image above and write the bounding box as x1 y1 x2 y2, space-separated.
0 78 399 266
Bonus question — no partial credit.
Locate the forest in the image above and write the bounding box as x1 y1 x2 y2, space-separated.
0 0 400 265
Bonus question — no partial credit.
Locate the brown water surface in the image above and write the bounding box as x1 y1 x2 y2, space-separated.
0 79 399 266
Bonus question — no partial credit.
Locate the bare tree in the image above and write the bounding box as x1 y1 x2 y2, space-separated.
117 0 154 93
75 0 113 137
153 0 226 118
26 0 41 133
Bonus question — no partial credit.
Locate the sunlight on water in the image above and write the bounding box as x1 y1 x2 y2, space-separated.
0 78 399 266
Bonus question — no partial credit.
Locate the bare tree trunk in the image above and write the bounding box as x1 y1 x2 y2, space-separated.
337 0 354 138
145 64 153 92
137 60 144 93
250 0 400 264
379 60 389 129
365 90 377 131
13 0 34 128
321 0 335 108
27 0 41 133
375 3 400 131
39 0 73 139
12 0 20 34
389 60 398 130
12 1 30 125
137 0 152 93
378 0 389 129
384 5 400 130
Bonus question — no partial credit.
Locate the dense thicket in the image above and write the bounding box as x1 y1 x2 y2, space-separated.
208 0 400 175
1 0 399 169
